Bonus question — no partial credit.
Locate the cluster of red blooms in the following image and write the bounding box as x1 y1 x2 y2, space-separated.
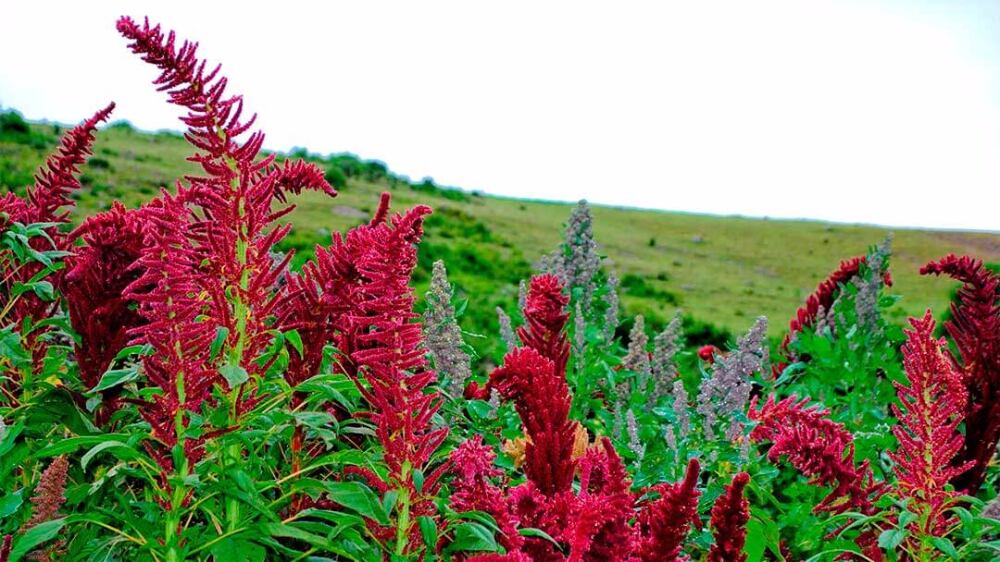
748 394 887 560
774 254 892 376
890 311 971 550
0 102 114 386
449 275 752 561
920 254 1000 494
103 17 336 476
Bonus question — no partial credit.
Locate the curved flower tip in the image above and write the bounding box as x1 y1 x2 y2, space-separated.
919 254 1000 494
708 472 751 562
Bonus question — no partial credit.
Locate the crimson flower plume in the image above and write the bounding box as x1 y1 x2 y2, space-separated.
635 457 701 562
63 202 149 423
890 311 971 548
749 395 885 518
708 472 751 562
920 254 1000 494
490 347 576 496
517 274 571 375
117 16 335 414
0 103 113 383
124 190 218 471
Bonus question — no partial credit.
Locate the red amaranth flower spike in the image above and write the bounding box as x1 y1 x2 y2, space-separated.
890 311 972 545
635 457 701 562
569 437 636 562
0 103 115 230
0 535 10 562
517 274 571 375
339 195 450 552
748 395 886 518
490 347 576 496
920 254 1000 494
117 16 335 412
450 437 524 553
0 103 114 383
124 190 218 470
63 202 149 423
708 472 751 562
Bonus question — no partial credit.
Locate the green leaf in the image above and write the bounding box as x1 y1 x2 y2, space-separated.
81 441 139 470
418 516 438 550
322 481 389 525
285 329 304 358
112 344 152 362
210 327 230 362
929 537 959 560
220 363 249 389
91 366 139 392
446 522 498 554
877 528 904 549
35 434 128 458
0 489 23 518
9 518 65 562
518 527 560 548
412 468 425 494
209 538 267 562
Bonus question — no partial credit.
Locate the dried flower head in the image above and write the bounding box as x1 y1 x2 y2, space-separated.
497 306 519 351
651 314 683 402
697 317 767 440
24 456 69 531
423 260 472 396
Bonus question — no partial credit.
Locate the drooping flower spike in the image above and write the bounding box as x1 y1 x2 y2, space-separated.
921 254 1000 494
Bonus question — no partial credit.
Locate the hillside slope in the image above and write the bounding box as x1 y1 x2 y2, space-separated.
2 112 998 362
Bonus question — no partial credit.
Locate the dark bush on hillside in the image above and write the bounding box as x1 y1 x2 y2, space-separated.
0 111 30 134
324 164 347 189
424 206 494 243
620 272 679 304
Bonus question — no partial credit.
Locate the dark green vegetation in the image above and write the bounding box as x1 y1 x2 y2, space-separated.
2 109 998 363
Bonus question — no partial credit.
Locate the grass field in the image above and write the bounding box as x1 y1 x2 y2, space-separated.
2 112 998 358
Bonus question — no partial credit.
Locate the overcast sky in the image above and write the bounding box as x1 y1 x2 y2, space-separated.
1 1 997 230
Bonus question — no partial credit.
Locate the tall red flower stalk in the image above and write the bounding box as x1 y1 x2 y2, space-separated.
123 191 218 474
890 311 971 552
635 458 701 562
920 254 1000 494
116 16 334 415
490 347 576 497
63 202 149 423
340 196 450 554
0 103 114 382
707 472 751 562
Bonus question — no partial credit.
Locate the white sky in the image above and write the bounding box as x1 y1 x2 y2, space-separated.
1 1 998 230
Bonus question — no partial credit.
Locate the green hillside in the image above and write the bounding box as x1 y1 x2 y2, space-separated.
2 110 998 362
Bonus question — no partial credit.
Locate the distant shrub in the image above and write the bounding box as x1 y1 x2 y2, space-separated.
0 110 30 134
620 272 679 304
323 164 347 189
88 156 112 170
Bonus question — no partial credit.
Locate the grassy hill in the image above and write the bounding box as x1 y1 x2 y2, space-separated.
3 110 998 363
